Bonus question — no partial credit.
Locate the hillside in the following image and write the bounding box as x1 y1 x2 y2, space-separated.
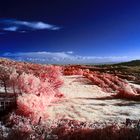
113 60 140 66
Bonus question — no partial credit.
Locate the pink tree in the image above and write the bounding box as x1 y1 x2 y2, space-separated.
16 66 63 123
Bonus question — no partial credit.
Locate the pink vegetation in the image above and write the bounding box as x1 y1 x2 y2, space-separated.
63 66 140 99
0 59 64 123
5 65 64 123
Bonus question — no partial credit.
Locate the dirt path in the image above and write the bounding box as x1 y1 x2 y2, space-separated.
47 75 140 122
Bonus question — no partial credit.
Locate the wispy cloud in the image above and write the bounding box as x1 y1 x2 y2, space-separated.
2 51 133 64
4 26 18 32
0 19 60 33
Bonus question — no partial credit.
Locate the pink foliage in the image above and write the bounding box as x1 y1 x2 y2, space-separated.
39 66 63 89
14 66 64 123
115 84 139 99
17 73 41 95
0 63 64 123
17 94 50 122
64 66 83 75
63 66 140 99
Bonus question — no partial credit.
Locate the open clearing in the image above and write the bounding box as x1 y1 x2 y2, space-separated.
47 75 140 122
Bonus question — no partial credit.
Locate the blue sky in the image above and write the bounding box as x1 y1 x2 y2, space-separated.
0 0 140 64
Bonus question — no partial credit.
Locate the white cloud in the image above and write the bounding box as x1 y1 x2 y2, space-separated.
2 51 133 64
13 21 59 30
66 51 74 54
0 19 60 33
4 26 19 31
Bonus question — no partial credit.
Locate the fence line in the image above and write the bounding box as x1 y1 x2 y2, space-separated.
0 93 16 112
